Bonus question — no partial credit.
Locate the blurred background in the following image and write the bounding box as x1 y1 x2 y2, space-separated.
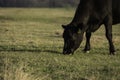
0 0 79 7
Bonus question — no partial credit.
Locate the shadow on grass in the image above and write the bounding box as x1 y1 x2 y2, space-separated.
43 50 62 54
0 49 62 55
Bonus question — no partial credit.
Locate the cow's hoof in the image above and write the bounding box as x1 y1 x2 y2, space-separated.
110 52 116 55
69 53 73 55
83 50 90 53
86 51 90 53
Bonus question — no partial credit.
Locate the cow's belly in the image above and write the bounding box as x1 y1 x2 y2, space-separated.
112 0 120 24
112 13 120 24
113 18 120 24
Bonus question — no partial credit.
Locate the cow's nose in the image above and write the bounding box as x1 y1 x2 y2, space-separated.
63 50 72 55
63 50 67 54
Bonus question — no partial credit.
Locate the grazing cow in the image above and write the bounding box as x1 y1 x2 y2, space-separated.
62 0 120 55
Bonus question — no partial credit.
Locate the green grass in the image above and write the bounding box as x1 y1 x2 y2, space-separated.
0 8 120 80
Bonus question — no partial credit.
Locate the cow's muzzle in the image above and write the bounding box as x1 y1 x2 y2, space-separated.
63 49 74 55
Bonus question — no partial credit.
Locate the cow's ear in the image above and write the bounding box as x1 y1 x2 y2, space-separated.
62 25 67 29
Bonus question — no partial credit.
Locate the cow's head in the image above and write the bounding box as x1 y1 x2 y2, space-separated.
62 23 84 55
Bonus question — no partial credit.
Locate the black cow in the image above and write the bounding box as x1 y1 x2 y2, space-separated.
62 0 120 55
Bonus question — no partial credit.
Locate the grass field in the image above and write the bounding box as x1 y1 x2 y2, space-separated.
0 8 120 80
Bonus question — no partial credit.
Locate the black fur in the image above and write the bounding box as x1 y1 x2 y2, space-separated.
62 0 120 55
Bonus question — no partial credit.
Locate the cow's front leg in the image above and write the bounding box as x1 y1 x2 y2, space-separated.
104 15 116 55
83 31 91 53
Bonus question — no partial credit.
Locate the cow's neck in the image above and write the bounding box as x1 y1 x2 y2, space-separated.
70 1 91 26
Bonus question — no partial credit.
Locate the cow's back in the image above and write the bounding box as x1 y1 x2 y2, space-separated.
112 0 120 24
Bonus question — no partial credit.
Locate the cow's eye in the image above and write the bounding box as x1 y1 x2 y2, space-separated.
72 34 77 40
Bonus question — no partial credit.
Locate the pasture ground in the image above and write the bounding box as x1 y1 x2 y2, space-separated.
0 8 120 80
